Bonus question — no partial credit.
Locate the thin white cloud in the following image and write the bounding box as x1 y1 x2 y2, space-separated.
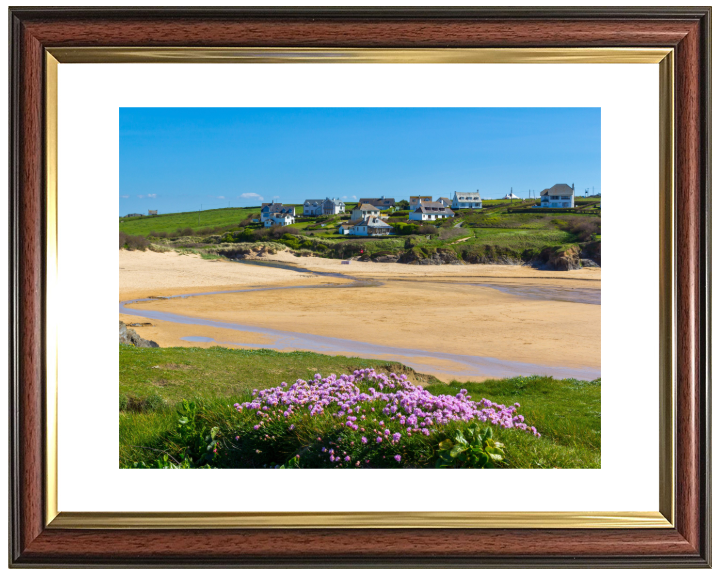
351 195 357 200
147 193 157 198
137 195 144 199
239 192 264 202
217 196 225 200
342 196 349 200
121 195 129 199
272 195 280 200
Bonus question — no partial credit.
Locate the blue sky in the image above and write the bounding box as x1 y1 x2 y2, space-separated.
120 108 600 215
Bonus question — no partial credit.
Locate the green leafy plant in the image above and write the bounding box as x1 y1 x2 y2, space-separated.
172 400 220 466
436 425 506 469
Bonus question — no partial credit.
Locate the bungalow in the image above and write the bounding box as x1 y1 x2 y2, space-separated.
436 197 452 207
303 197 345 216
349 216 393 237
338 220 360 235
260 202 296 222
410 202 455 221
409 195 433 209
358 196 396 209
502 190 521 200
539 184 575 208
263 212 295 227
125 213 143 218
351 203 381 221
451 191 482 210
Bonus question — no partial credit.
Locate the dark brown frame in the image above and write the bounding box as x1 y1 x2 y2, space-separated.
9 7 710 568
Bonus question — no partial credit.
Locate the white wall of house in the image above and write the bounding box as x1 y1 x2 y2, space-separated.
540 195 574 208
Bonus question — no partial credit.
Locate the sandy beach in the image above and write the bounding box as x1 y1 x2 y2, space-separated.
120 250 600 380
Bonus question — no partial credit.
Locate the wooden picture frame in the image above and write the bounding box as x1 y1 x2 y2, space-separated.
9 7 710 567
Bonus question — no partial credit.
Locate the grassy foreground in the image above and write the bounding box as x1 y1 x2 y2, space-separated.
120 345 600 469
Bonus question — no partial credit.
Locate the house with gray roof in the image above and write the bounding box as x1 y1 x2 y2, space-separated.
436 197 452 207
348 216 393 237
260 202 295 222
410 202 455 221
539 184 575 208
303 197 345 216
451 191 482 210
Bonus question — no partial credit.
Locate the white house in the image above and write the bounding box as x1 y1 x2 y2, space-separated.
409 195 433 209
502 189 521 200
451 191 482 210
263 213 295 227
539 184 575 208
348 216 393 237
261 202 295 222
303 197 345 216
351 203 381 221
410 202 455 221
436 197 452 207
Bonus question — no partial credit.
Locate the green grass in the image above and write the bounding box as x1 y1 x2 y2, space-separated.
119 207 265 236
120 346 600 469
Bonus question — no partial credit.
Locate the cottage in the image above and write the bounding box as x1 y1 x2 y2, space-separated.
338 221 360 235
539 184 575 208
125 213 143 218
351 203 381 221
303 197 345 216
357 196 396 209
436 197 452 207
148 210 158 216
263 213 295 227
451 191 482 210
409 195 433 209
260 203 295 222
410 202 455 221
348 216 393 237
502 190 521 200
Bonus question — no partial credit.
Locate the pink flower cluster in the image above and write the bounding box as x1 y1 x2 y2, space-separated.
234 368 539 437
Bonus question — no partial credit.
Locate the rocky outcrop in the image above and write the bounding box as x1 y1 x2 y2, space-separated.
398 248 462 265
119 321 159 348
581 241 601 266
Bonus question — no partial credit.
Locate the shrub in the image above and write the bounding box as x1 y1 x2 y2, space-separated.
560 217 600 242
392 222 419 236
418 224 439 236
120 231 149 251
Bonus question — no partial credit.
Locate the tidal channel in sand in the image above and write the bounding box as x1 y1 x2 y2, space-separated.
119 252 601 382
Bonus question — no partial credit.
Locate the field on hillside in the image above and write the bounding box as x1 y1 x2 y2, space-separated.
120 345 601 470
120 207 265 235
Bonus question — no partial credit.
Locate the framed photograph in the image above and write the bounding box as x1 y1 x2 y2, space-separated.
9 7 710 568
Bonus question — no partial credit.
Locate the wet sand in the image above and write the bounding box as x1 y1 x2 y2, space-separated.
120 250 600 381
